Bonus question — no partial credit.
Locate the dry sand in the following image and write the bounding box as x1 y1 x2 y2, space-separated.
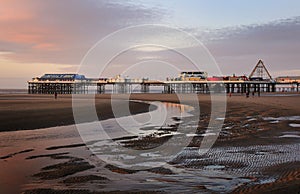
0 93 299 193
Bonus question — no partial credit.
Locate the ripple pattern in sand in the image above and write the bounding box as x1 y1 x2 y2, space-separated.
173 143 300 177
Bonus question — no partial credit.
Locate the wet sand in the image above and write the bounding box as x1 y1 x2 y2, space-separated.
1 93 299 131
0 94 153 131
0 93 300 193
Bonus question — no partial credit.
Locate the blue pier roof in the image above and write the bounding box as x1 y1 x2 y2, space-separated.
40 74 86 80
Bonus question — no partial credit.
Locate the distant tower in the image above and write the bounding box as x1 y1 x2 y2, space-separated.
249 59 272 80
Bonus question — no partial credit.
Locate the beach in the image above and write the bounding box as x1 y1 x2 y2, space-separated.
0 93 299 193
0 94 156 132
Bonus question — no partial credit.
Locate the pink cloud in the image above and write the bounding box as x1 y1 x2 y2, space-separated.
0 0 35 22
0 0 164 65
32 43 60 51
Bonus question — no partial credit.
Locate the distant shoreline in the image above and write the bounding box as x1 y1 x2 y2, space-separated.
0 89 27 94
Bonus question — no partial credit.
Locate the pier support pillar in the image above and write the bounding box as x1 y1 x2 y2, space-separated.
271 84 276 92
230 84 235 93
226 84 230 93
141 84 150 93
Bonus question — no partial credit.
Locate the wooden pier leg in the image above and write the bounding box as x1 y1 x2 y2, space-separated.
247 83 250 94
97 84 101 94
231 84 235 93
226 84 230 93
28 84 31 94
241 84 244 94
271 84 276 92
206 83 209 93
237 84 240 93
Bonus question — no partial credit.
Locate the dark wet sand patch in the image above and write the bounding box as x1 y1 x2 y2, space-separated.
26 152 69 160
62 175 109 184
46 143 86 150
34 158 95 180
105 164 173 175
105 164 137 174
0 148 34 159
122 133 172 150
194 185 208 190
147 167 174 175
23 188 165 194
153 178 179 183
157 125 178 132
22 189 93 194
172 116 181 121
112 135 138 141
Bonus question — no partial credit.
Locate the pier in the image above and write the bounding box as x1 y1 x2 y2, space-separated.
28 76 299 94
28 60 300 94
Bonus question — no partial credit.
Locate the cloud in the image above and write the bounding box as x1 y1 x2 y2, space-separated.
0 0 35 22
272 69 300 77
199 17 300 76
0 0 166 65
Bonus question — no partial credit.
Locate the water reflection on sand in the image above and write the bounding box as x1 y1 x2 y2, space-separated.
0 101 299 193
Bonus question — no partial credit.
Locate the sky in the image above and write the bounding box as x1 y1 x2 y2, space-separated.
0 0 300 88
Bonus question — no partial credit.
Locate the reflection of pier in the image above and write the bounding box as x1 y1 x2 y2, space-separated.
28 60 300 94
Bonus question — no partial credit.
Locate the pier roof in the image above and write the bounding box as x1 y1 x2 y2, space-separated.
40 74 86 80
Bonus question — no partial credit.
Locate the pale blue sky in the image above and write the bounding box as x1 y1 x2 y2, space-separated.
132 0 300 28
